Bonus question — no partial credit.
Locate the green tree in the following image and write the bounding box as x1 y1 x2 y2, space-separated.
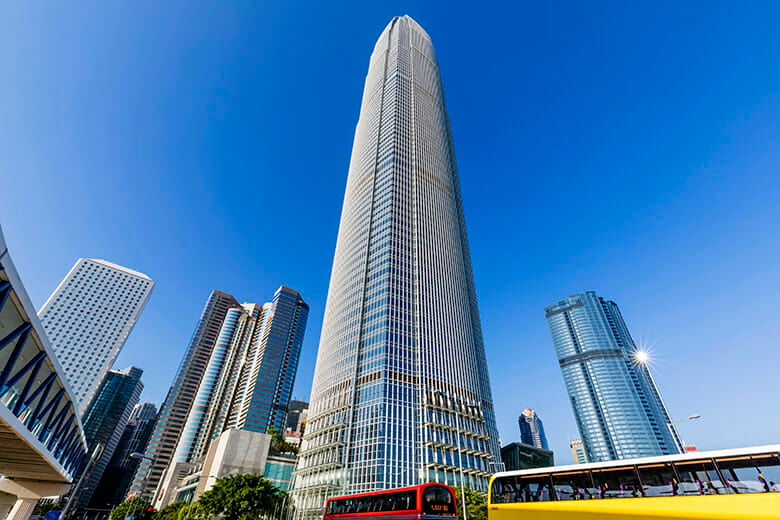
198 473 287 520
110 496 154 520
153 501 187 520
454 488 487 520
267 427 299 455
177 502 207 520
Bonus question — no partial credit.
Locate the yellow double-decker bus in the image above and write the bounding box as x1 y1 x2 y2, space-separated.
488 445 780 519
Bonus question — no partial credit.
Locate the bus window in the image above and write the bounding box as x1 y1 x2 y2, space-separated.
674 460 727 495
516 475 554 502
490 477 518 503
550 471 598 500
637 463 678 497
591 467 643 499
422 485 455 515
395 491 415 511
716 455 780 494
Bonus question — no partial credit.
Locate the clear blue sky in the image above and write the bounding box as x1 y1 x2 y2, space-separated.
1 1 778 464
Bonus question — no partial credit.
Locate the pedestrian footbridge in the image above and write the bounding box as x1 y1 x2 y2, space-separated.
0 227 87 519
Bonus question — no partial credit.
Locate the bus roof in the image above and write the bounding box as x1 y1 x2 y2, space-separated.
326 482 451 502
492 444 780 478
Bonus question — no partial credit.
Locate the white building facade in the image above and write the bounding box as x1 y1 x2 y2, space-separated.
39 258 153 415
293 16 500 520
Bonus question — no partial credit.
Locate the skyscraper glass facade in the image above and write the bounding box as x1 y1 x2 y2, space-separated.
91 402 158 508
545 291 683 462
518 408 549 450
39 259 153 416
129 290 238 500
293 16 500 520
76 366 144 508
171 287 309 465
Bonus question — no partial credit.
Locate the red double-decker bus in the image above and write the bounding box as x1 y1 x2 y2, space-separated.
323 483 458 520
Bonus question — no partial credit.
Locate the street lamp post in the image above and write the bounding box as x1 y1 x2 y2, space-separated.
667 414 702 453
128 452 154 520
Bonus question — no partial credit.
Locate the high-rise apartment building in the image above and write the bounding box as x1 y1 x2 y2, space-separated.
569 438 588 464
172 287 309 464
293 16 500 519
75 366 144 509
91 402 158 508
518 408 549 450
545 291 683 462
128 290 239 500
39 259 153 415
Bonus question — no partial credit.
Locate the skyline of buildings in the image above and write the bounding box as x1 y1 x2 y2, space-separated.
293 15 500 519
38 258 154 416
518 408 549 451
545 291 683 463
6 10 765 517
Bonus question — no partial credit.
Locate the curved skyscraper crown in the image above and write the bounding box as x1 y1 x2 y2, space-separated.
293 16 500 519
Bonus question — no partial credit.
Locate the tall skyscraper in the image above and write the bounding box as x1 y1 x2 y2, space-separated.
91 402 158 508
38 258 154 415
293 16 500 519
128 290 239 500
75 366 144 509
545 291 683 462
171 286 309 464
518 408 549 450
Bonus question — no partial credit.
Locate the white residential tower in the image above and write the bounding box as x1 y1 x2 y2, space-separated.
39 258 154 415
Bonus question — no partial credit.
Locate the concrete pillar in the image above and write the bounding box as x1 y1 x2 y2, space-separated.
5 497 36 520
0 478 71 520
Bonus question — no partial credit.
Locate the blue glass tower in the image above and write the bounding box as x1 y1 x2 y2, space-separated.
170 286 309 464
293 15 500 520
518 408 549 451
545 291 683 462
129 290 238 500
76 366 144 509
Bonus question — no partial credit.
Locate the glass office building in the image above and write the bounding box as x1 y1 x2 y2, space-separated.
91 402 158 508
171 286 309 464
293 16 500 520
545 291 683 462
129 290 239 500
76 366 144 509
518 408 549 451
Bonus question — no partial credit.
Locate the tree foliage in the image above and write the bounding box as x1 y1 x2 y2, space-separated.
177 502 207 520
153 501 187 520
454 487 487 520
110 496 153 520
197 473 287 520
267 427 299 455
